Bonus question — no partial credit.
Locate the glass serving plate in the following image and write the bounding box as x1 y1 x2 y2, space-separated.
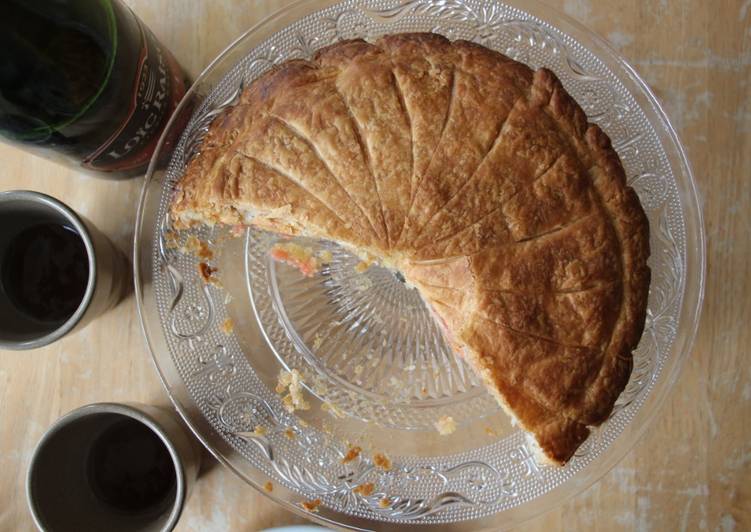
135 1 705 529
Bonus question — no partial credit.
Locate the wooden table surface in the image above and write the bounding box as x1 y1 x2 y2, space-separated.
1 1 749 530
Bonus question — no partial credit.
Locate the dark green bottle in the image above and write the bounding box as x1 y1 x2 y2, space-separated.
0 0 190 178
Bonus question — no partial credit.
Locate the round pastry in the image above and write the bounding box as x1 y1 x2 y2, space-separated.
172 33 650 465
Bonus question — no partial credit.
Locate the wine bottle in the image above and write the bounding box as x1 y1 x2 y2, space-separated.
0 0 190 179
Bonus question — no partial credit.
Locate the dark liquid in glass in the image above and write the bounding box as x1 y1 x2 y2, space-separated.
1 222 89 323
87 417 176 513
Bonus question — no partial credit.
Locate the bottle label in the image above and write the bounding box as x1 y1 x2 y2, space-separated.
82 18 186 172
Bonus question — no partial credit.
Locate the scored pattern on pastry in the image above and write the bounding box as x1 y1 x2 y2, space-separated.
172 33 650 465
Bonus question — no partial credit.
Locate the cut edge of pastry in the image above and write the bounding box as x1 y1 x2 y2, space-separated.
459 337 589 466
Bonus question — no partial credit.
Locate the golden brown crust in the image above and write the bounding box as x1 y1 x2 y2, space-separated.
377 33 454 202
317 39 413 248
171 34 650 465
397 40 533 248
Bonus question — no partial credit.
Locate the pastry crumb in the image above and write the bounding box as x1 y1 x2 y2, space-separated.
300 498 321 512
318 250 333 263
485 426 498 437
182 234 200 253
284 428 296 440
341 445 362 464
182 234 213 260
275 369 310 413
221 317 234 335
197 262 218 283
171 217 190 231
281 393 302 413
378 497 390 508
311 333 324 350
264 481 273 492
434 415 456 435
373 452 392 471
353 482 374 496
196 243 213 261
270 242 320 277
354 260 372 273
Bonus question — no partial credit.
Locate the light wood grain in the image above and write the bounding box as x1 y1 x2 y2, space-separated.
1 1 749 530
